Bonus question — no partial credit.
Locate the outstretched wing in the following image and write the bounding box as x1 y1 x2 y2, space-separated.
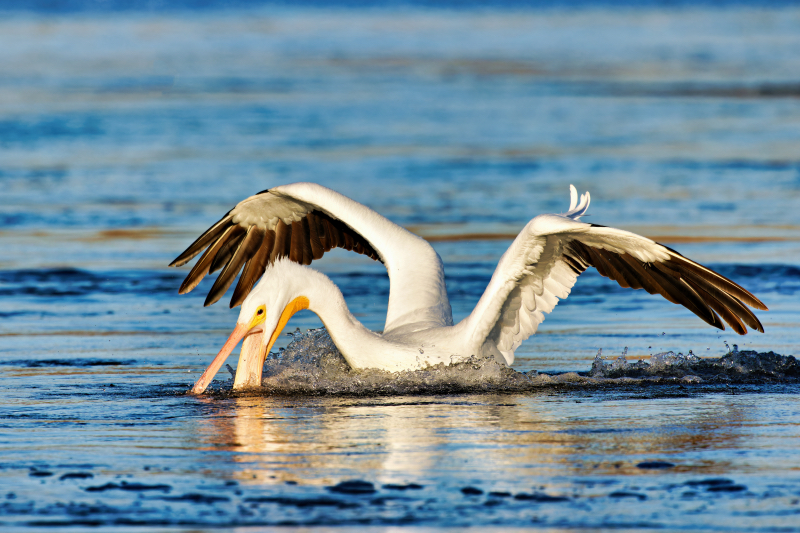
469 186 767 365
170 183 452 331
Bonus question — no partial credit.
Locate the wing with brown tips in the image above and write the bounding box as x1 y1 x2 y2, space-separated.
471 211 767 365
171 189 382 308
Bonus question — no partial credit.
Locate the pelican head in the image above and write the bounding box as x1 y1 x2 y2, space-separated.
190 260 313 394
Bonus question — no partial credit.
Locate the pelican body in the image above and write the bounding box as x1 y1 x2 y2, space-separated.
170 183 767 394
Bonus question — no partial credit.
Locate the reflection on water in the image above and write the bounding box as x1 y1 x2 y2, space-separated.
1 351 799 527
198 392 766 488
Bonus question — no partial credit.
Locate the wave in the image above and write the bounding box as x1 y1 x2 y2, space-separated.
0 268 182 298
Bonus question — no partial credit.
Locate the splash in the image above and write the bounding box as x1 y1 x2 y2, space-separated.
251 329 800 395
260 328 541 395
590 347 800 382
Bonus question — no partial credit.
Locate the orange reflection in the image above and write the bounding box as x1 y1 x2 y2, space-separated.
191 391 772 488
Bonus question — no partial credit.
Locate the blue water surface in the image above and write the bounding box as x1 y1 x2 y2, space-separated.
1 2 799 530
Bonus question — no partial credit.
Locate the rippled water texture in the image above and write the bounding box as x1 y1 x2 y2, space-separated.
1 2 799 530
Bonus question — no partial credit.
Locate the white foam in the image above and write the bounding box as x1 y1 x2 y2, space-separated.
253 329 799 395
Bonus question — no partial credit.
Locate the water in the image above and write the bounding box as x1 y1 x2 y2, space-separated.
1 1 800 530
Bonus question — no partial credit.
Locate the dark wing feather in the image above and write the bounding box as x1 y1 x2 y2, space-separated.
169 213 233 268
660 246 768 311
204 226 264 307
326 218 340 249
289 220 308 264
601 252 645 290
650 262 723 329
617 252 669 296
306 212 324 260
271 220 291 264
300 218 314 264
566 239 764 335
230 228 269 308
682 271 764 332
171 192 383 308
178 225 240 295
685 280 747 335
209 226 245 274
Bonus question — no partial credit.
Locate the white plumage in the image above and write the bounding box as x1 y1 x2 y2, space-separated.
171 183 767 393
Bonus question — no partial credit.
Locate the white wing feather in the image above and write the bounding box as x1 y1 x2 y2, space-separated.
478 228 582 364
246 183 453 333
467 186 673 364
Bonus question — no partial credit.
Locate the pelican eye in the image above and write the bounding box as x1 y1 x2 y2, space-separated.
248 305 267 329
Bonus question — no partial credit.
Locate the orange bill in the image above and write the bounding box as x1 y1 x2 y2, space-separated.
191 323 249 394
232 296 310 390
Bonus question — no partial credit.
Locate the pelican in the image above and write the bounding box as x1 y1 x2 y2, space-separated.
170 182 767 394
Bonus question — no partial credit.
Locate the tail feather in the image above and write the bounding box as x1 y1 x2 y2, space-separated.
564 184 590 220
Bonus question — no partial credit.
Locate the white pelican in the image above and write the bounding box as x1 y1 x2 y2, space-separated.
170 183 767 394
